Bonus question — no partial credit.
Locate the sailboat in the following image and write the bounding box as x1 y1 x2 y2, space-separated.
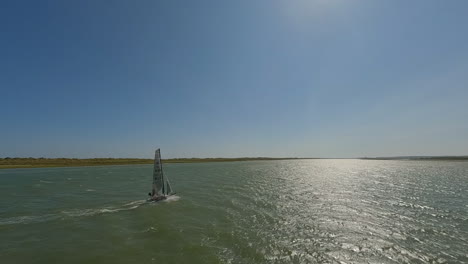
147 148 175 202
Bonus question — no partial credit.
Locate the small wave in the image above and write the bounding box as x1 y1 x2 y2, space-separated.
1 200 147 225
0 214 60 225
62 201 144 217
60 207 132 217
61 208 100 217
85 189 95 192
39 180 53 184
164 195 180 202
123 200 147 206
142 226 158 233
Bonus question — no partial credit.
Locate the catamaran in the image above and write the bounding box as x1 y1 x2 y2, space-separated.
147 148 175 202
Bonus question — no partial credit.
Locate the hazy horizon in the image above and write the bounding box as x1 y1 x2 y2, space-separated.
2 155 468 160
2 0 468 159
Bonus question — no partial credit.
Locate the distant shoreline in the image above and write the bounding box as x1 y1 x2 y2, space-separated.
0 157 304 169
360 156 468 161
1 156 467 169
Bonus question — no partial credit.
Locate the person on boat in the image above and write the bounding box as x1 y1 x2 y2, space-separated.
148 191 166 201
148 194 166 202
152 195 166 201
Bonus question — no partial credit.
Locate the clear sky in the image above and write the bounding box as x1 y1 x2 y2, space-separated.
1 0 468 158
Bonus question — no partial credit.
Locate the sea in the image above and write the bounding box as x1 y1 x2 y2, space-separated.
1 159 467 263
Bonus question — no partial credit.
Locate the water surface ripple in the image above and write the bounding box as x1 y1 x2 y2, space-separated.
1 160 467 263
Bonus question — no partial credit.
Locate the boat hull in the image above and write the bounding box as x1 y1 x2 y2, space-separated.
147 195 168 202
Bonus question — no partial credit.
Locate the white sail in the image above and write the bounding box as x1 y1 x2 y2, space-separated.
152 149 164 195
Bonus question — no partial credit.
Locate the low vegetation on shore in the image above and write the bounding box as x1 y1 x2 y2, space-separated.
361 156 468 161
2 156 467 169
0 157 300 169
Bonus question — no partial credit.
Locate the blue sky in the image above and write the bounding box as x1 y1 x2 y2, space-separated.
1 0 468 158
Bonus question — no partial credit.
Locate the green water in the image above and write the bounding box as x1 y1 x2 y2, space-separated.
1 160 468 263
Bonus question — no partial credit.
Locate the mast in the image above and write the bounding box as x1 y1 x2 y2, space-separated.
151 150 157 196
160 150 165 195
